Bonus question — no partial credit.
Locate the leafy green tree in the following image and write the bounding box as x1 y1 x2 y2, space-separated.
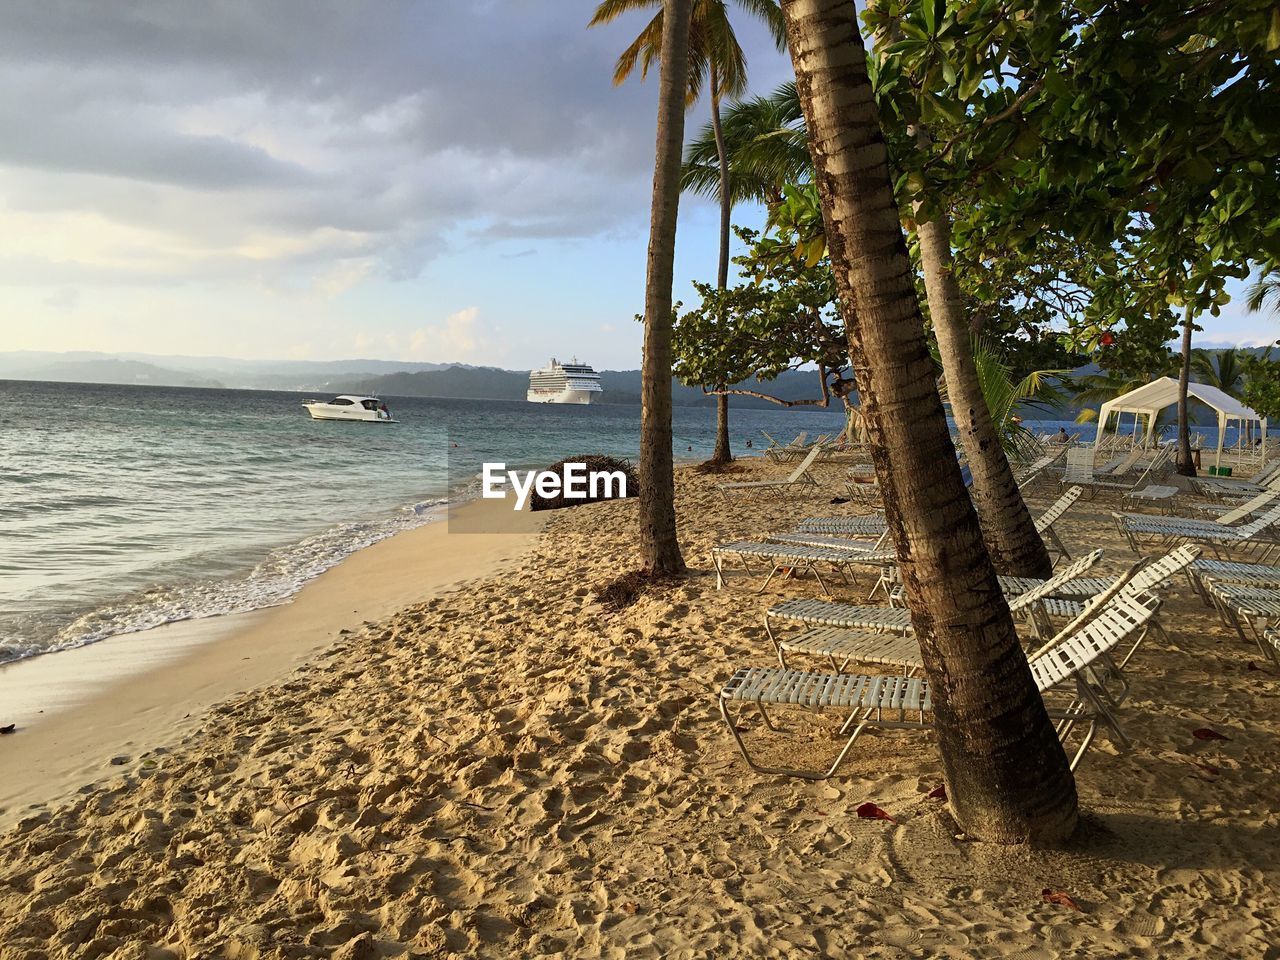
1243 348 1280 421
866 0 1280 477
672 227 859 430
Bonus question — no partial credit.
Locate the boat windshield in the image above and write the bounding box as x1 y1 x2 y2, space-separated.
328 397 354 406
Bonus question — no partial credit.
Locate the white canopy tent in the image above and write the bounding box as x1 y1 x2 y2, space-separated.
1093 376 1266 468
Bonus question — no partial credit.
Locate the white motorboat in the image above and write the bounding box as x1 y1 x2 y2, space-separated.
302 395 397 423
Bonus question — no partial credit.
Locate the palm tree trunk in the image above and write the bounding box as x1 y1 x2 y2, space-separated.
638 0 691 576
916 206 1054 578
1177 307 1196 477
709 72 733 465
779 0 1078 844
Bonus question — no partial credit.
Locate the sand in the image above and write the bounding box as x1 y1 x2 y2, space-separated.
0 497 544 831
1 459 1278 959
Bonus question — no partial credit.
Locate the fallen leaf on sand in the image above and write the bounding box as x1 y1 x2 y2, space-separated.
856 802 896 823
1041 889 1082 911
620 902 639 915
0 724 15 735
1247 661 1269 673
926 784 946 801
1192 728 1231 741
1190 761 1221 777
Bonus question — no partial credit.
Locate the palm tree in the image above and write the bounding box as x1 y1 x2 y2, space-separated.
778 0 1078 844
591 0 786 466
1191 348 1246 398
681 81 809 208
944 339 1069 452
635 0 693 576
1246 268 1280 315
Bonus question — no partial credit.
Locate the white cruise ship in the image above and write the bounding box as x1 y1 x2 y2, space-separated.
527 357 603 404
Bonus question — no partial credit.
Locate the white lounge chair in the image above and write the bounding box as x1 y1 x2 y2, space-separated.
813 550 1106 668
710 540 895 594
1036 486 1084 562
1187 558 1280 602
792 487 1080 561
762 430 804 453
795 514 887 536
1202 581 1280 663
1114 501 1280 559
768 433 828 463
1014 545 1200 657
845 464 880 505
1192 460 1280 499
719 578 1150 779
717 446 823 500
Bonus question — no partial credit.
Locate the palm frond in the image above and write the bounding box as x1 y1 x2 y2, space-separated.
611 14 664 85
1246 270 1280 315
588 0 657 27
732 0 787 48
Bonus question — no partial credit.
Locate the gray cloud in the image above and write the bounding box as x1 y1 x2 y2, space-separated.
0 1 791 285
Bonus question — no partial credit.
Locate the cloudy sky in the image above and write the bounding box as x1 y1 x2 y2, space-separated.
0 1 1271 370
0 0 797 370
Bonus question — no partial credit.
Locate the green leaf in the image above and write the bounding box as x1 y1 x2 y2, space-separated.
924 91 965 125
921 0 938 37
1042 70 1069 101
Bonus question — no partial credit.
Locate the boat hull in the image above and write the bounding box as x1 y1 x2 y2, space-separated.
303 404 396 422
526 388 598 404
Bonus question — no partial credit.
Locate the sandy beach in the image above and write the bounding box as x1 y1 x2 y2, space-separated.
0 497 544 831
1 459 1278 958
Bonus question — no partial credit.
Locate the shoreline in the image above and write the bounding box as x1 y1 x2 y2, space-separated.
0 495 544 829
1 493 454 670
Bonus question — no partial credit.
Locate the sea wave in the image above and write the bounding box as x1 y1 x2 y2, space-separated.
0 497 448 665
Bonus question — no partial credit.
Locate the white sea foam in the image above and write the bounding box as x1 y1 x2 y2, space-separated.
1 498 448 664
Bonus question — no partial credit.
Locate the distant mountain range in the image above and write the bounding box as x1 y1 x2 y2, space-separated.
0 350 837 409
0 351 455 392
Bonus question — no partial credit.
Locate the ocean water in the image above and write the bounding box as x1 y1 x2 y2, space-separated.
0 379 848 664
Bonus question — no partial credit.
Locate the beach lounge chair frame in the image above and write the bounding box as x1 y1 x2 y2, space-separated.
719 582 1149 780
1113 501 1280 560
710 541 895 594
1202 581 1280 663
717 446 823 500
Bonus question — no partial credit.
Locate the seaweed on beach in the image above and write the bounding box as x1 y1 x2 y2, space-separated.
591 570 679 612
529 455 638 511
